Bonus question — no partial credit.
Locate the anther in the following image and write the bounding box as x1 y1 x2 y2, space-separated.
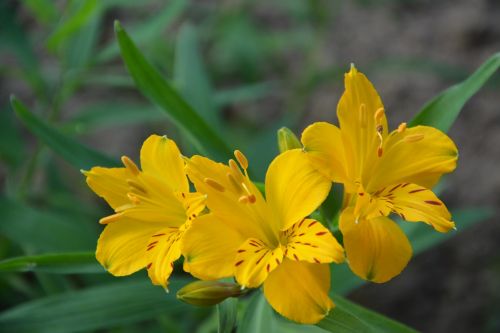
397 122 407 133
121 156 140 175
234 150 248 170
126 179 147 194
404 134 425 143
238 196 249 204
229 159 242 177
204 178 225 192
100 213 123 224
359 104 367 128
127 193 141 204
227 173 241 192
377 147 383 157
374 108 385 123
376 124 383 134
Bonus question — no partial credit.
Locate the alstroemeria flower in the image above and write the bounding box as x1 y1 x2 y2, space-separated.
83 135 205 289
181 149 344 324
302 65 458 283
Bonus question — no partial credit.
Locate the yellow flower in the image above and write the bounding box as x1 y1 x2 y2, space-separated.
83 135 205 289
181 149 344 324
301 65 458 283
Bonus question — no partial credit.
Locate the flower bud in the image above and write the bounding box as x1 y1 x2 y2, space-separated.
176 280 246 306
277 127 301 153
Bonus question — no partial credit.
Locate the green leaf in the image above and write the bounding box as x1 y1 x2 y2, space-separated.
410 52 500 132
174 23 219 128
318 295 418 333
10 96 117 169
239 292 277 333
0 279 190 333
217 298 237 333
114 21 232 160
0 252 102 274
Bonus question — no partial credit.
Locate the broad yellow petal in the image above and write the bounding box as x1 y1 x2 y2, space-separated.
140 135 189 192
340 207 412 283
367 126 458 191
337 66 388 183
375 183 455 232
265 149 331 231
96 218 160 276
146 228 183 289
234 238 284 288
182 214 246 280
301 122 351 187
282 219 344 264
263 259 334 324
84 167 132 210
186 155 275 244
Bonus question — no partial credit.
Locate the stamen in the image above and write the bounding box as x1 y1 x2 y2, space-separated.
234 150 248 170
397 122 407 133
374 108 385 123
238 196 249 204
204 178 225 192
404 134 425 143
100 213 123 224
127 193 141 204
228 159 244 181
126 179 147 194
359 104 367 128
226 173 242 192
121 156 140 175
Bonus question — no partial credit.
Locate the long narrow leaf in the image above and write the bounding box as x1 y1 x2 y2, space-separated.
410 52 500 132
10 96 117 169
114 21 232 160
0 279 190 333
217 298 237 333
0 253 102 274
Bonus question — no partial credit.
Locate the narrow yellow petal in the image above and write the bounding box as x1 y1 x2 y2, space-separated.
96 218 160 276
233 238 284 288
340 207 412 283
282 219 344 264
140 135 189 193
84 167 131 210
265 149 331 231
181 214 246 280
301 122 353 189
375 183 455 232
263 259 334 324
367 126 458 191
146 229 183 289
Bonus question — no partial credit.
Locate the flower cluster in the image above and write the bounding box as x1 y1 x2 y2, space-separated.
83 65 458 324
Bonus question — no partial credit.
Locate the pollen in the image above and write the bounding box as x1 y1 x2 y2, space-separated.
397 122 407 133
121 156 140 175
234 150 248 170
204 178 225 192
404 134 425 143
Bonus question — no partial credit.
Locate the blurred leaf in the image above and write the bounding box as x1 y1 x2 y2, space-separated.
332 207 494 295
410 52 500 132
0 198 96 253
318 295 418 333
0 105 25 168
10 96 117 169
65 103 164 134
46 0 100 51
115 21 232 160
239 292 276 333
174 23 218 128
214 82 274 107
0 253 102 274
21 0 58 24
217 298 237 333
97 0 187 62
0 279 190 333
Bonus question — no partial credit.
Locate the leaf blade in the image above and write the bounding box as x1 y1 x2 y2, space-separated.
0 252 103 274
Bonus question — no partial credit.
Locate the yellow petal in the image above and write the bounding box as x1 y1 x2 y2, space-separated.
340 207 412 283
84 167 132 210
186 155 275 244
263 259 334 324
234 238 284 288
96 217 160 276
265 149 331 231
140 135 189 193
282 219 344 264
376 183 455 232
301 122 353 189
337 65 387 182
367 126 458 191
182 214 246 280
146 228 183 289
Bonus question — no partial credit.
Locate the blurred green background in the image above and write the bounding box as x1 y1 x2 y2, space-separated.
1 0 499 332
